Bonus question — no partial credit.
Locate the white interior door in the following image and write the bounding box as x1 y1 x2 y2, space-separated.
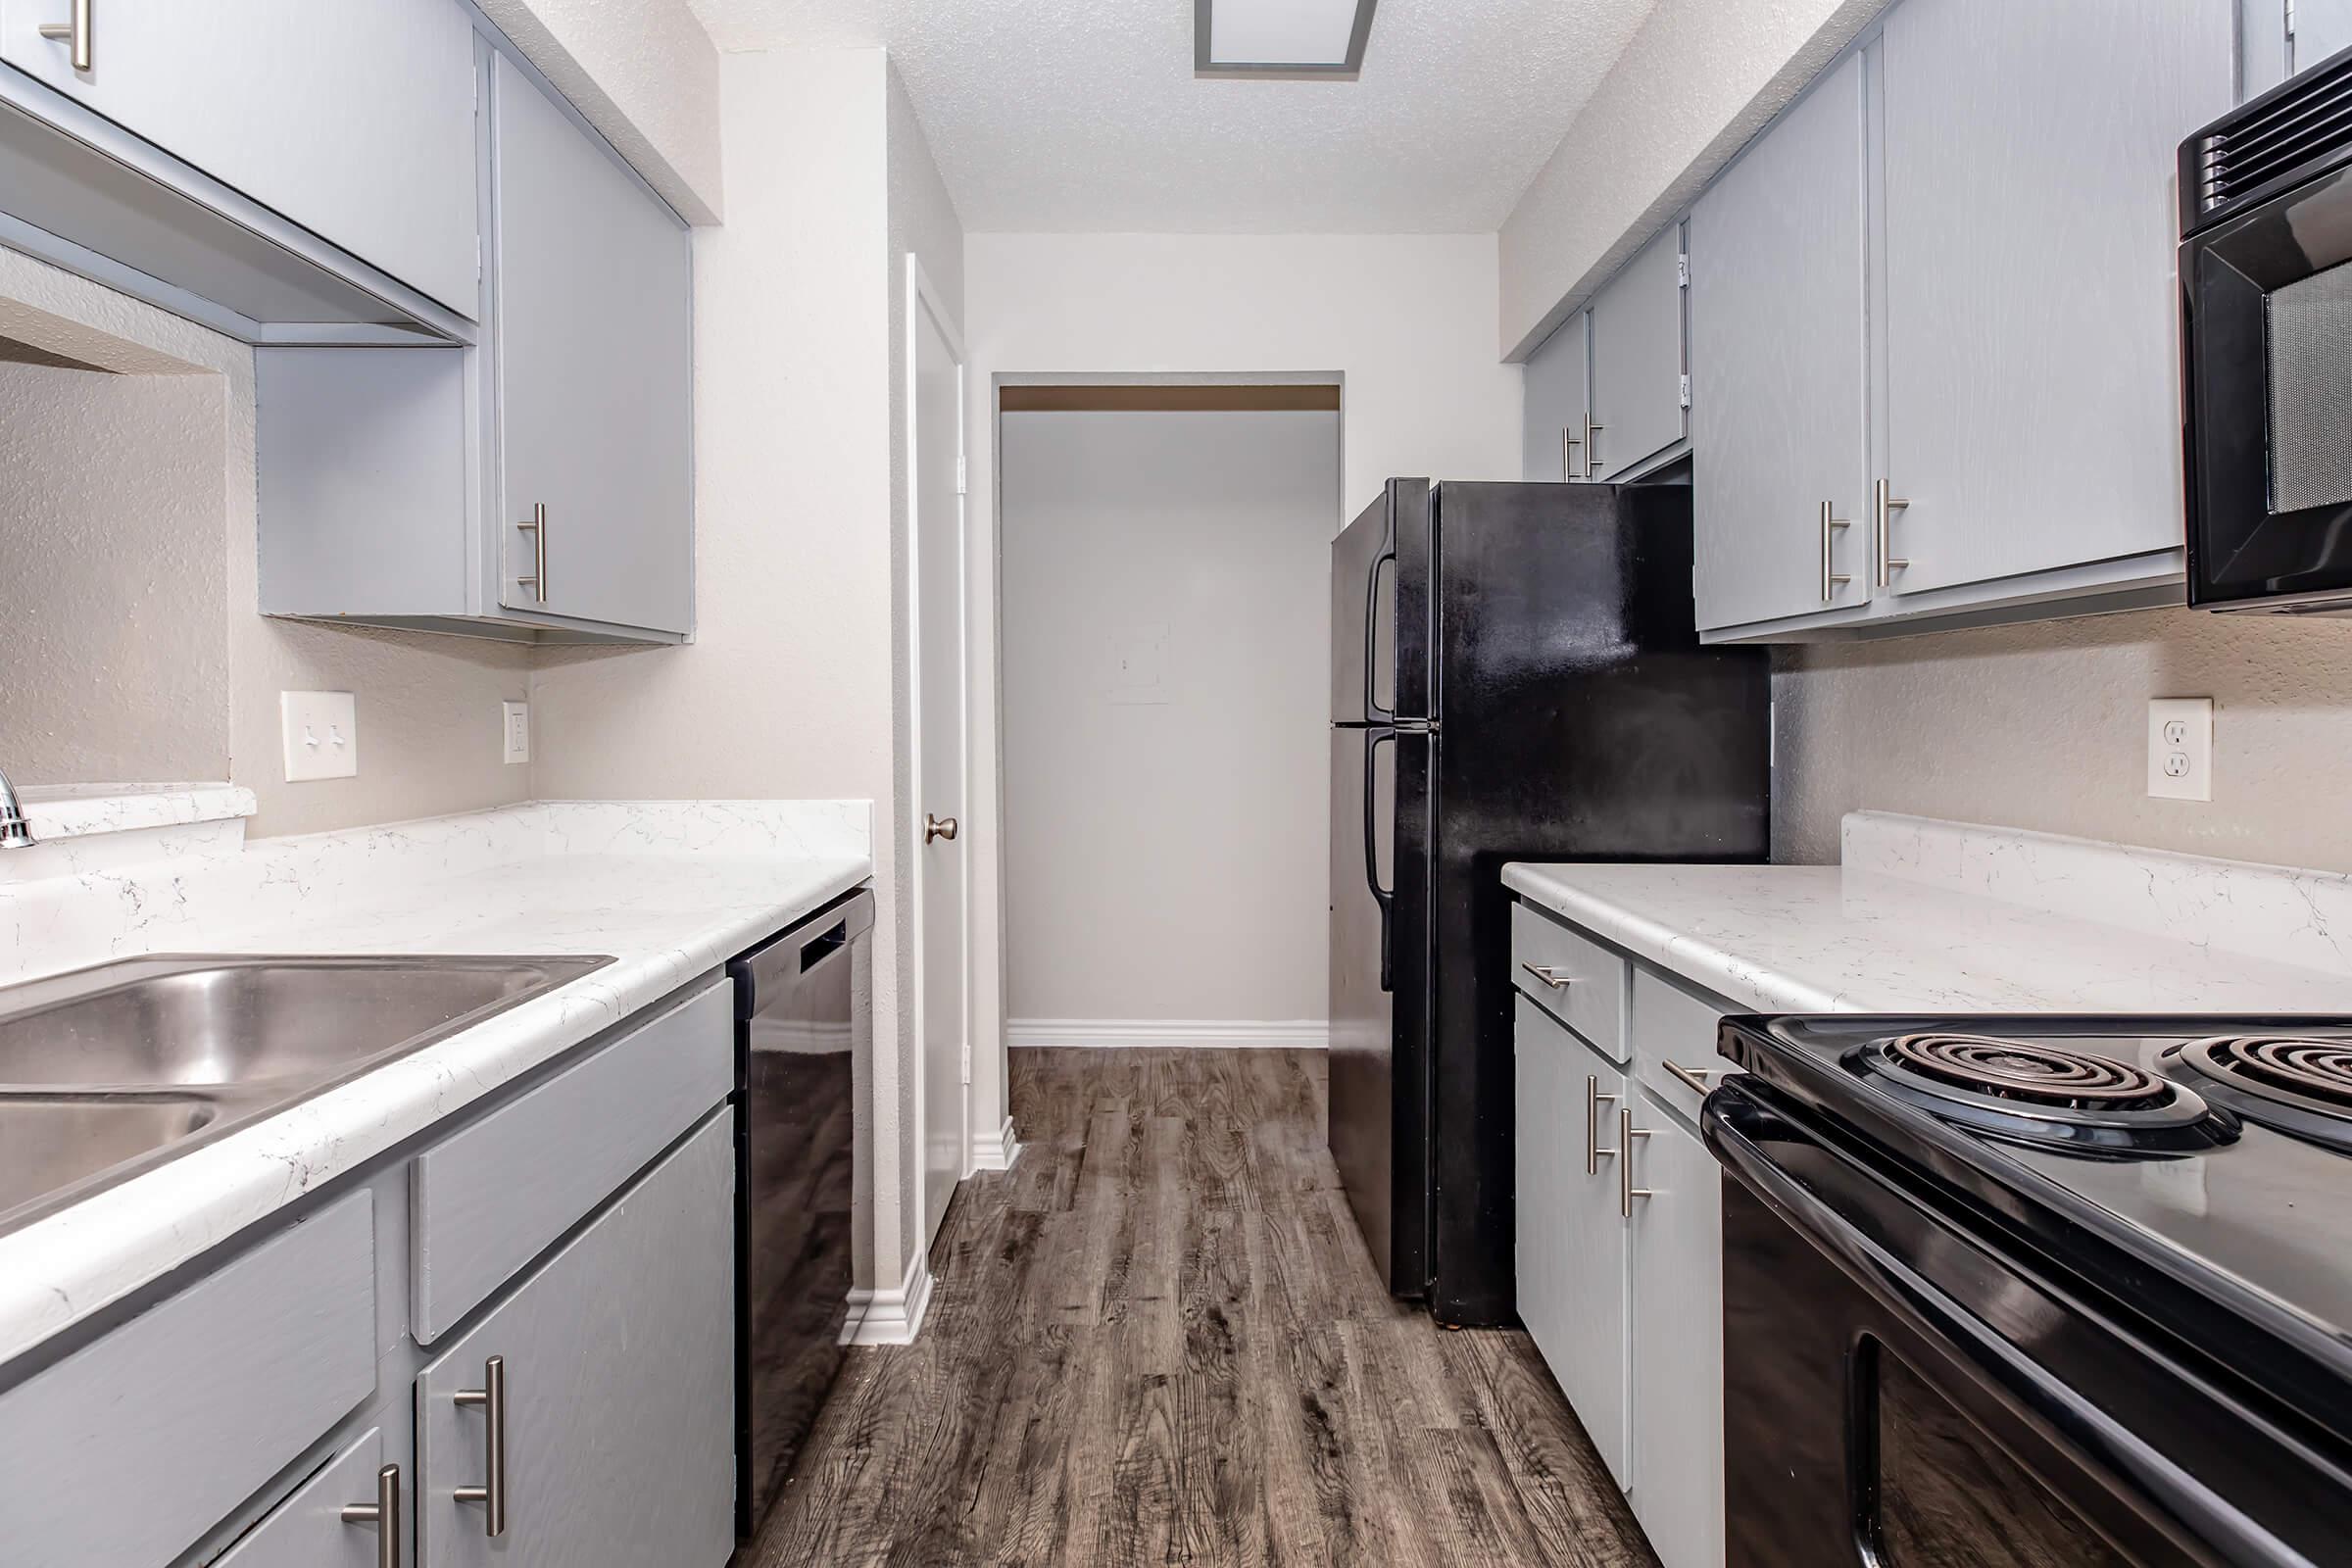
909 258 968 1250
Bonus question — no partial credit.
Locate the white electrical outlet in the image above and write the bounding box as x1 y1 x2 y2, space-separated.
281 691 359 782
2147 697 2213 802
502 701 530 765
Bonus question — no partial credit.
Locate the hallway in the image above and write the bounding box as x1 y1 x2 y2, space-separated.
750 1048 1655 1567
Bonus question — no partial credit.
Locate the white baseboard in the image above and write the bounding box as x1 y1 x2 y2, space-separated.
1006 1018 1330 1051
969 1115 1021 1172
841 1250 933 1347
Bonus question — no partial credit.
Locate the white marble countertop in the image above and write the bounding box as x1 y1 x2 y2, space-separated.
1505 811 2352 1018
0 800 871 1365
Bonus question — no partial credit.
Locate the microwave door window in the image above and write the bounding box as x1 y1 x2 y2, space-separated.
2266 258 2352 514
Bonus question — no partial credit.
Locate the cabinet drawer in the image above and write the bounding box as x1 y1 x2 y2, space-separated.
1631 967 1740 1125
213 1426 390 1568
416 1111 736 1568
0 1190 375 1568
1512 900 1630 1061
413 975 731 1341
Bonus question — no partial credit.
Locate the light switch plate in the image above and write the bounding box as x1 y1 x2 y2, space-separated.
502 701 530 765
2147 697 2213 802
281 691 358 782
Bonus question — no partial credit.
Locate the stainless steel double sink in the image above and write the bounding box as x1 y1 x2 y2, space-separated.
0 954 611 1233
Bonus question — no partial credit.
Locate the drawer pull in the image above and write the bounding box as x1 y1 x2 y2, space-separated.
339 1463 401 1568
454 1354 509 1537
1664 1059 1720 1095
1521 962 1575 991
1585 1074 1619 1175
1620 1107 1653 1218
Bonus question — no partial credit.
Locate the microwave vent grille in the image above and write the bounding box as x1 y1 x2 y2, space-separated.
2200 54 2352 215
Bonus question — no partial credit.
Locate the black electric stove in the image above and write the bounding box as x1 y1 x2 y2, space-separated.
1706 1013 2352 1568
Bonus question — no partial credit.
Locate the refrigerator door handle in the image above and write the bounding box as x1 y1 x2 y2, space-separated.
1364 728 1396 993
1365 549 1396 723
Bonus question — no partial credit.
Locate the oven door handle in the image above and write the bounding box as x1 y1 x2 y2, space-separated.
1705 1092 2293 1568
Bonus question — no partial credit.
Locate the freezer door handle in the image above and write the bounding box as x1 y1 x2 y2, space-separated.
1364 549 1396 723
1364 729 1395 993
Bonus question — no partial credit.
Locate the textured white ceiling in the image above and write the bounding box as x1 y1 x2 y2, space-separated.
684 0 1661 231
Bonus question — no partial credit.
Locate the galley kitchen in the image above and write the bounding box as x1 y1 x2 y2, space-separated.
4 2 2352 1566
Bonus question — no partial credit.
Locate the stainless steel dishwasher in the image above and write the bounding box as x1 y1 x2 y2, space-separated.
729 886 871 1540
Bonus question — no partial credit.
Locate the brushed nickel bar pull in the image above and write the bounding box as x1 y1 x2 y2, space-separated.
1586 1074 1620 1176
340 1463 401 1568
38 0 90 72
515 504 548 603
1583 413 1605 479
454 1355 508 1538
1562 427 1582 482
1664 1059 1720 1096
1875 478 1911 588
1520 961 1574 991
1620 1107 1653 1218
1821 501 1852 603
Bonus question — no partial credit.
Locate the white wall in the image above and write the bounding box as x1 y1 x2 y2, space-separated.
960 231 1520 1132
1000 409 1338 1028
531 46 960 1300
0 248 534 837
1497 0 1886 358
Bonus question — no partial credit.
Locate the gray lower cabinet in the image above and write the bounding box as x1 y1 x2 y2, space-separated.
0 0 477 326
1877 0 2231 602
417 1112 737 1568
1586 222 1689 481
1690 50 1869 633
257 43 694 645
1522 309 1592 482
1625 1100 1724 1568
1513 897 1729 1568
1514 995 1630 1486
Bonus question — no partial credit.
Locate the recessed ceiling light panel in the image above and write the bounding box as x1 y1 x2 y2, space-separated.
1197 0 1378 79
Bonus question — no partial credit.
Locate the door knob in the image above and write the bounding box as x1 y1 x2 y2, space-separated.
925 814 958 844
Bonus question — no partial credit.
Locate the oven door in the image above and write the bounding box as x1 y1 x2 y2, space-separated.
1705 1083 2316 1568
2184 162 2352 611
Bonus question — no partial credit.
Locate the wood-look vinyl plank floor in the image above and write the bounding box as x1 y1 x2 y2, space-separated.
746 1048 1656 1568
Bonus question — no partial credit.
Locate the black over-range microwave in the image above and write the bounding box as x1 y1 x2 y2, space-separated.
2182 45 2352 613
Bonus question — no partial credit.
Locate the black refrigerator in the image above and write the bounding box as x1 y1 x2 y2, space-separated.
1329 479 1769 1326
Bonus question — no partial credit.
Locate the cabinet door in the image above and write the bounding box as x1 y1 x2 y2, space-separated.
213 1428 392 1568
0 0 477 316
1513 995 1630 1486
1628 1102 1725 1568
1588 223 1688 480
417 1112 734 1568
1691 53 1869 631
492 52 694 637
1881 0 2231 597
1522 310 1591 482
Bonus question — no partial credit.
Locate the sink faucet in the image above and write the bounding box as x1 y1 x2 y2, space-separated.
0 763 34 848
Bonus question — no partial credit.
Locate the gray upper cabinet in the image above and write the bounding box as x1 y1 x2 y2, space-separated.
1521 309 1592 482
2244 0 2352 97
1587 222 1688 481
1878 0 2231 600
258 42 694 646
491 51 694 636
1691 52 1869 633
0 0 477 324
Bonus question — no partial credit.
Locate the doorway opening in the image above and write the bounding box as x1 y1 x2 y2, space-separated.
994 380 1343 1054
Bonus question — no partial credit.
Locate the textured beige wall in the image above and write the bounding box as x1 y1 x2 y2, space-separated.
0 248 533 837
0 359 231 783
1776 606 2352 872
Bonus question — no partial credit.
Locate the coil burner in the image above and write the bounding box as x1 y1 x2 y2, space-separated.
1849 1032 2235 1155
2167 1035 2352 1153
